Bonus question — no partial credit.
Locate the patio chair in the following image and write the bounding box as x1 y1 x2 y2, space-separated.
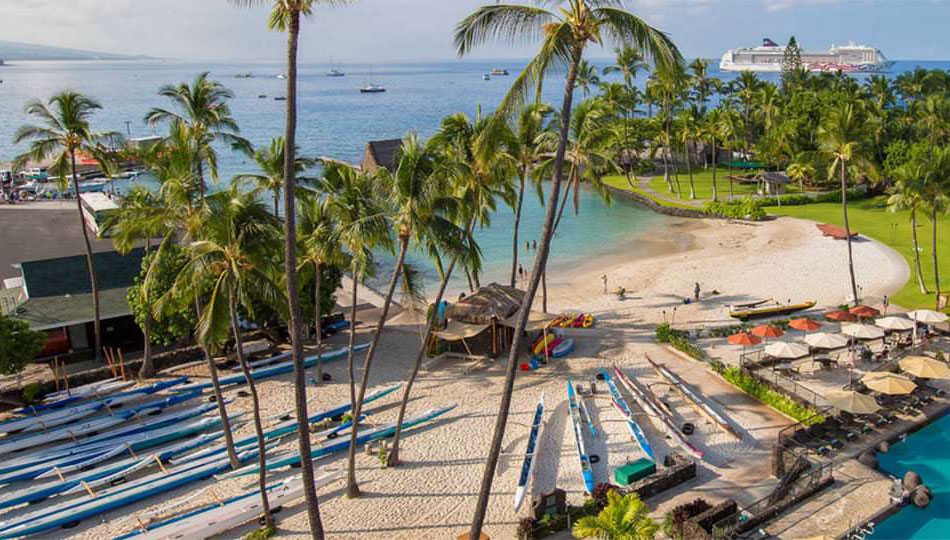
806 424 845 448
835 412 874 434
821 417 860 441
791 428 832 456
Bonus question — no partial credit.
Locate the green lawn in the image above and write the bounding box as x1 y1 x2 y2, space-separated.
767 196 950 310
648 168 801 202
602 175 699 211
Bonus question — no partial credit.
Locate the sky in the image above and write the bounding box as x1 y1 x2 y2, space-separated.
1 0 949 62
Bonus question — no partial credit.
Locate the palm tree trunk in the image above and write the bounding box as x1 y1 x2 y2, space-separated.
685 141 695 199
314 260 323 383
728 142 734 200
510 172 526 287
553 176 574 233
469 44 581 539
662 145 672 192
229 292 274 529
72 151 101 363
388 255 458 465
711 139 718 202
282 11 324 539
346 272 359 419
841 164 859 305
139 238 155 379
911 210 929 294
932 208 941 310
196 296 240 469
274 191 280 219
345 235 409 498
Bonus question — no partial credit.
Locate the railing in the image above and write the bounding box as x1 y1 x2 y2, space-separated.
739 350 825 408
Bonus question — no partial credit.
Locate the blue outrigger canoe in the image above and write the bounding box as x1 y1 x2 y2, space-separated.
514 393 544 511
602 369 654 460
567 380 596 495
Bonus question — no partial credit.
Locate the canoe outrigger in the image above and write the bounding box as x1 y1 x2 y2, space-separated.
729 300 816 321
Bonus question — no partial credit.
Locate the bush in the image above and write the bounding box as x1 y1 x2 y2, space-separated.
22 383 41 404
759 187 869 208
720 366 823 424
243 526 275 540
656 323 706 361
517 517 539 540
663 498 713 539
0 311 46 376
704 198 766 220
591 483 620 509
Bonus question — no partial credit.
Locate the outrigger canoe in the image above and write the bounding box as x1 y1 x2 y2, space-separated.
566 380 596 495
729 300 816 321
602 370 654 460
514 393 544 512
645 355 741 439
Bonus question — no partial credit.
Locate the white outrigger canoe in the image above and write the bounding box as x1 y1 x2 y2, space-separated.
115 469 343 540
566 380 596 495
645 355 742 439
514 393 544 512
610 366 703 460
602 370 654 460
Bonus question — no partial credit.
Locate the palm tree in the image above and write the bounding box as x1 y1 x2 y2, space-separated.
237 137 315 217
889 162 930 294
576 59 601 96
572 490 659 540
688 58 718 116
716 105 739 199
676 108 699 199
702 109 721 201
455 1 681 535
145 72 251 193
923 145 950 308
786 159 815 194
173 181 283 529
14 92 120 364
342 133 465 497
509 103 552 287
109 186 167 377
604 45 649 89
818 103 874 305
735 70 761 147
865 75 895 111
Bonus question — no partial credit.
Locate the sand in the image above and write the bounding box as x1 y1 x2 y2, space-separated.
4 214 911 540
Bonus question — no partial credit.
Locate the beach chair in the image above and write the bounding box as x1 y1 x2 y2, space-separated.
806 424 844 449
791 428 832 456
835 412 873 434
821 417 860 441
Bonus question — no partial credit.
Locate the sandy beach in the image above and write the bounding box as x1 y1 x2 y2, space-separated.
15 214 910 540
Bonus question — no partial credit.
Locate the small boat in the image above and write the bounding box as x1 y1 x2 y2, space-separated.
482 74 491 80
327 68 346 77
566 380 596 495
31 378 131 410
645 355 741 439
274 96 287 101
550 337 575 358
610 366 704 460
602 370 654 460
360 84 386 93
491 68 509 75
257 94 267 99
514 393 544 512
276 73 287 80
115 469 343 540
816 223 858 239
729 300 816 321
234 73 253 79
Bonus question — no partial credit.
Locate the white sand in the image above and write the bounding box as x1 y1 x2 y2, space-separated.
6 215 910 540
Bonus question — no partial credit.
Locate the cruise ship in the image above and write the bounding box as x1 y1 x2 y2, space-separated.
719 38 894 73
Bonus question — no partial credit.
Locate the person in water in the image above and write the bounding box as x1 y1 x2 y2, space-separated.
532 240 537 250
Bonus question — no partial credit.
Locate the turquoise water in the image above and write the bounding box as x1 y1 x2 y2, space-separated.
872 413 950 539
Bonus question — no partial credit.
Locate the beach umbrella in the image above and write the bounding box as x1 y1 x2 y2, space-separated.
825 310 857 322
861 372 916 395
849 305 880 318
875 316 915 332
899 356 950 379
751 324 784 339
789 318 821 332
840 324 885 340
804 332 848 350
907 309 949 324
728 332 761 346
825 390 880 414
764 341 809 359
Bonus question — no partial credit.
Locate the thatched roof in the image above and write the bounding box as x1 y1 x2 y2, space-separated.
756 171 792 185
445 283 524 325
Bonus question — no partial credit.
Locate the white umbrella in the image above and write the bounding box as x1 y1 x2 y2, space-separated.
764 341 810 359
804 332 849 350
907 309 949 324
876 316 915 331
840 324 885 340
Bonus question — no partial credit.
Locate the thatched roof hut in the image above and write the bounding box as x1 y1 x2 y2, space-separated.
445 283 524 325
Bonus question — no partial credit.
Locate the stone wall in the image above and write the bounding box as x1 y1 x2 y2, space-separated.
603 185 711 220
682 500 739 540
625 453 697 500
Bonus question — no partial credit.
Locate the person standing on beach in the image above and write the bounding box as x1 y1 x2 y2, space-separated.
526 241 530 253
518 264 524 281
602 274 608 294
694 282 701 301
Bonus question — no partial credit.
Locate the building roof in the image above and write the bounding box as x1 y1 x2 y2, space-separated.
21 248 145 299
364 139 403 171
445 283 525 325
757 171 792 185
9 288 133 331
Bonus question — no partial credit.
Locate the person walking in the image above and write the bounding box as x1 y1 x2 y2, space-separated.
601 274 608 294
694 282 701 302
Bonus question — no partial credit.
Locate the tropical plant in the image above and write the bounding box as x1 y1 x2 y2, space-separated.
572 490 660 540
508 103 553 287
576 59 601 96
889 161 930 294
13 91 121 364
455 1 681 535
0 312 46 377
237 136 316 216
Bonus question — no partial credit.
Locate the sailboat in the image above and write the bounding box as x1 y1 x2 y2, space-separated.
360 65 386 93
326 55 345 77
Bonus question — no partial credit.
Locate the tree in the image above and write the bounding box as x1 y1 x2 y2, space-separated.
0 312 45 377
786 159 815 194
14 92 120 364
576 59 601 96
676 108 699 199
889 158 930 294
237 137 316 217
171 180 284 529
127 244 200 348
781 36 803 91
145 72 251 194
455 1 681 536
688 58 717 116
702 109 721 201
818 103 874 305
922 145 950 308
572 490 660 540
508 103 552 287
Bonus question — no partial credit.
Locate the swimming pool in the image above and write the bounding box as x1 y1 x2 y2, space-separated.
871 412 950 539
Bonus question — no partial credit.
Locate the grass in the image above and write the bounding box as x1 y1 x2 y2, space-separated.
718 366 824 425
602 175 700 211
766 196 950 311
646 167 801 202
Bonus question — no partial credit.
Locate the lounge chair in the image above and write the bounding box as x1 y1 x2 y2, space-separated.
835 412 873 434
806 424 844 448
821 417 860 441
791 429 832 456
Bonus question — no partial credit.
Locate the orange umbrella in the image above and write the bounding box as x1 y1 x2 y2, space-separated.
850 305 880 318
728 332 762 346
751 324 784 338
789 318 821 332
825 310 857 322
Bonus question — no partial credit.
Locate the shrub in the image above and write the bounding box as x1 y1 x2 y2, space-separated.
704 198 766 220
663 498 713 539
243 526 275 540
591 483 620 509
517 517 539 540
720 366 823 424
0 312 46 376
22 383 41 404
656 323 706 361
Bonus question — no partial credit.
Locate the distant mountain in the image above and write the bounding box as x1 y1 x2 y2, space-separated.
0 40 151 62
